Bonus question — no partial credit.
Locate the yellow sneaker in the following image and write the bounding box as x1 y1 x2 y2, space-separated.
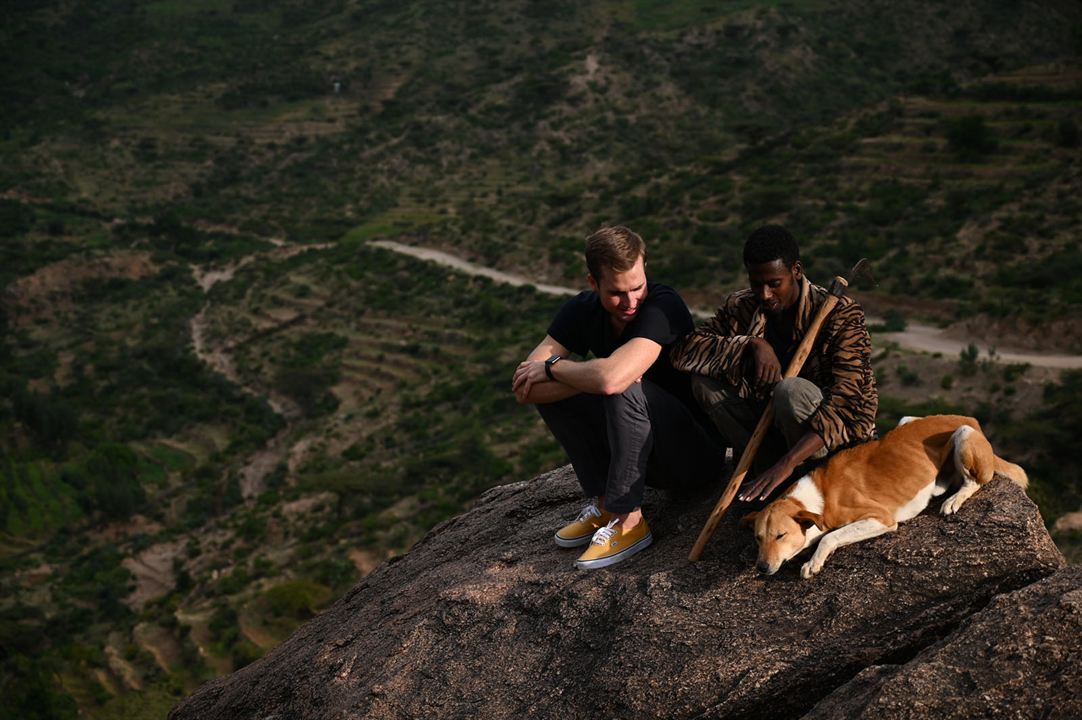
575 517 653 570
555 500 613 548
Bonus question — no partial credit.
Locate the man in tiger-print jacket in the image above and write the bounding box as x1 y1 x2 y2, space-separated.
670 224 878 504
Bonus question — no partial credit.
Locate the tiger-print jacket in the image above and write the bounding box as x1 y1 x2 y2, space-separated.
670 276 878 451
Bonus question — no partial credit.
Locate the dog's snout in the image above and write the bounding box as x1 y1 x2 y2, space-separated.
756 561 774 575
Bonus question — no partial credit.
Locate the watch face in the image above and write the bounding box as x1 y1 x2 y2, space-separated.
546 354 561 366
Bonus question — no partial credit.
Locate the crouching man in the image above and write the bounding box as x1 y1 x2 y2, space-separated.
671 224 878 505
512 225 723 570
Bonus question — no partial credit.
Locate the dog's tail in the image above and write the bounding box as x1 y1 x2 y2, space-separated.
994 456 1029 489
952 425 1025 490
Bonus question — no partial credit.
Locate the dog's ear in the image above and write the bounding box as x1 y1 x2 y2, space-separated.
739 511 760 528
794 510 825 531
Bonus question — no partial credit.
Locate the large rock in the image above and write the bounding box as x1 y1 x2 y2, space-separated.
803 565 1082 720
170 466 1062 720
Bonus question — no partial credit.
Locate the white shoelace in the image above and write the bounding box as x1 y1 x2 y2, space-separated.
576 501 602 523
591 518 620 545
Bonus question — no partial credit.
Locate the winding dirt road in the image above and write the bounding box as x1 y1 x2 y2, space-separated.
877 324 1082 370
370 240 1082 370
187 243 330 499
369 240 579 297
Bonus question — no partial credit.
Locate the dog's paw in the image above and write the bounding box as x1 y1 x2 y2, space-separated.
800 560 820 579
940 495 963 515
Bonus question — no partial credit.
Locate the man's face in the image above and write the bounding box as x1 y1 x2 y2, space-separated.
746 259 802 316
589 255 648 328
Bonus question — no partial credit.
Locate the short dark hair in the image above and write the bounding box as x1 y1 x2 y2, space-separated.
743 224 800 268
585 225 646 281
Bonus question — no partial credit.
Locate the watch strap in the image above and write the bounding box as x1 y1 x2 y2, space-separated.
544 354 562 380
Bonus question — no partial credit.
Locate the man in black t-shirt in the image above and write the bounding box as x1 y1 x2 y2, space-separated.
512 226 723 570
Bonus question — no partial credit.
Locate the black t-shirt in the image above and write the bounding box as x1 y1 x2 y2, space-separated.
546 283 698 413
764 309 797 371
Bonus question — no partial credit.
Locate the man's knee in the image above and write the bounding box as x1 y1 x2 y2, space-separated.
773 377 823 425
602 382 649 417
535 393 598 433
691 374 734 412
535 394 572 423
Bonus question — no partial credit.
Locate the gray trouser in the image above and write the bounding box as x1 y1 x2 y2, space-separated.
691 375 828 476
536 380 724 514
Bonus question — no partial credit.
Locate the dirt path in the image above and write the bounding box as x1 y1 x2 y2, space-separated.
187 242 330 498
370 240 1082 369
133 622 183 675
877 323 1082 369
122 540 185 611
369 240 580 297
176 608 233 676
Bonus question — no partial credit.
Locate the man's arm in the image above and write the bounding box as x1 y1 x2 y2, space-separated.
670 294 760 388
512 335 578 405
512 336 662 403
739 431 825 502
741 299 876 501
804 300 877 449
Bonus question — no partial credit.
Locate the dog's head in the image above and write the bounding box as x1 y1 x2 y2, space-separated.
741 498 824 575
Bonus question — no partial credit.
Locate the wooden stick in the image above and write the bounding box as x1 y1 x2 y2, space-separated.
688 277 848 561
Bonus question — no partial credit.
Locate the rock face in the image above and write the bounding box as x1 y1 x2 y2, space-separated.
804 565 1082 720
170 466 1063 720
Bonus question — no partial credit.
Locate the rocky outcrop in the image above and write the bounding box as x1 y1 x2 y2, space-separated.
804 565 1082 720
170 466 1063 720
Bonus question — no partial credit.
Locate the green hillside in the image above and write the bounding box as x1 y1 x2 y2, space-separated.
2 0 1081 717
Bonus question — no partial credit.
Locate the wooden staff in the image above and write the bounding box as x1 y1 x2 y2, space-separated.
688 271 858 561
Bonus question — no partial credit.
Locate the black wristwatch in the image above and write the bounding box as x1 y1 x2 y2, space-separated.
544 354 562 380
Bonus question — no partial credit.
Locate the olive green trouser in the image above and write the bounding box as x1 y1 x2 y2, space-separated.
690 375 828 477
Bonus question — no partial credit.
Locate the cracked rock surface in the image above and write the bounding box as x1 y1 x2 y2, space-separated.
170 466 1063 720
803 564 1082 720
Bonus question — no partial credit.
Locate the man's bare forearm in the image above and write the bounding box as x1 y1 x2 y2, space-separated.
548 357 624 396
739 430 826 502
778 431 826 473
517 379 580 405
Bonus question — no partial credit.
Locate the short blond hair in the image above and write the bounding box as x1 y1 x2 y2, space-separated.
585 225 646 282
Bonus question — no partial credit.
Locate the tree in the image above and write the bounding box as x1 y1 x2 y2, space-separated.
946 115 997 158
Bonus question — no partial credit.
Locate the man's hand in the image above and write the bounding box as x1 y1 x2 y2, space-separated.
748 338 782 391
739 459 794 503
738 431 824 502
511 360 548 403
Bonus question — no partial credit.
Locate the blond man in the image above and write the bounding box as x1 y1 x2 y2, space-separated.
512 226 722 569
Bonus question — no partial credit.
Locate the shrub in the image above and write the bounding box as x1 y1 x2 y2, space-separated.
958 343 979 376
0 199 33 238
61 443 146 521
896 365 920 387
946 115 997 158
12 387 77 457
869 309 907 333
273 366 340 416
1056 118 1080 148
264 578 331 620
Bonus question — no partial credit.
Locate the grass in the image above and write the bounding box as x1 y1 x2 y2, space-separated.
339 208 443 247
0 461 83 540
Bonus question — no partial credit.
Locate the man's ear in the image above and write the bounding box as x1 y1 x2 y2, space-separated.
794 510 824 531
792 260 804 282
587 272 598 291
739 511 760 528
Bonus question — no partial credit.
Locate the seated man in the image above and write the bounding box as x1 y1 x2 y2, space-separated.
512 225 723 570
671 224 878 504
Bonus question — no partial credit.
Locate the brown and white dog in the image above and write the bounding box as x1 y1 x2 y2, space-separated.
742 414 1028 579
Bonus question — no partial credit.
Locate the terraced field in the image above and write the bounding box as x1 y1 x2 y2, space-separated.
3 1 1082 718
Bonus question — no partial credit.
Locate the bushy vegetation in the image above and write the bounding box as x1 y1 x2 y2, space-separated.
1 0 1080 715
996 370 1082 525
